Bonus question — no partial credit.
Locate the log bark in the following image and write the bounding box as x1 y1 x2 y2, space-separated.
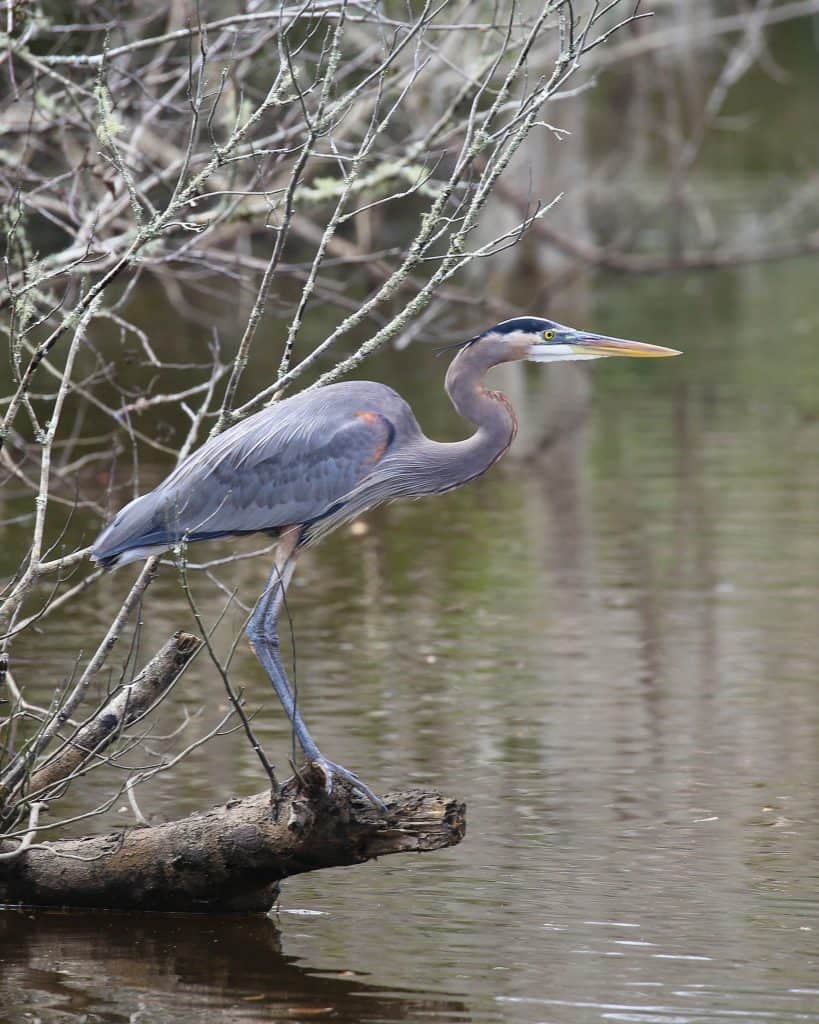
0 765 465 912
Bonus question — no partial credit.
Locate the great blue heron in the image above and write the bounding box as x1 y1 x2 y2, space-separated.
92 316 679 808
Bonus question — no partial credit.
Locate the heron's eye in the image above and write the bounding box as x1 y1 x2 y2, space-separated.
543 329 555 340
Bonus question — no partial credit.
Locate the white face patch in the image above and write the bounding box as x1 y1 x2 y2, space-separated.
527 344 605 363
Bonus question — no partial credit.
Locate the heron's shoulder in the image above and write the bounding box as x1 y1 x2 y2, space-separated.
301 379 406 405
276 380 413 421
196 381 411 457
175 382 412 472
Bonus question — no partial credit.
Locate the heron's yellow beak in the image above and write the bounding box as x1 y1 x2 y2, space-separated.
527 329 681 363
569 334 681 358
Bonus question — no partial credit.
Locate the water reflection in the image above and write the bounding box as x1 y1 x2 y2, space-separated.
0 909 470 1022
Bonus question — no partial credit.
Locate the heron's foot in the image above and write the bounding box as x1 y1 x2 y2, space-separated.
309 756 388 814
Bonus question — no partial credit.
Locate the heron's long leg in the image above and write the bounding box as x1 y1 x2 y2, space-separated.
246 529 385 811
245 529 320 760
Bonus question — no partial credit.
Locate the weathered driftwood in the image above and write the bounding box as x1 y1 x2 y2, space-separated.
0 765 466 912
25 631 203 800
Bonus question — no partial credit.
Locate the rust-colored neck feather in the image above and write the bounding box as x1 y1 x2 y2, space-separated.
411 339 520 493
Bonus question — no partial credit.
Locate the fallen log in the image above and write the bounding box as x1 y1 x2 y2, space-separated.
0 765 465 912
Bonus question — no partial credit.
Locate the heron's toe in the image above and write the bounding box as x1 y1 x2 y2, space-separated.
311 756 387 814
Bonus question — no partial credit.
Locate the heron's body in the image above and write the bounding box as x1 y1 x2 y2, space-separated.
94 382 421 566
92 317 678 808
94 347 521 567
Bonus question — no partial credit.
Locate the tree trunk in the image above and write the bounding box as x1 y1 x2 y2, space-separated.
0 765 465 913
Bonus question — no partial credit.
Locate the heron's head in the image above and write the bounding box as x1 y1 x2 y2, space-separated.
465 316 680 363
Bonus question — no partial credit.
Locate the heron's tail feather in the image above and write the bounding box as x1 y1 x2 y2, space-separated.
91 494 171 569
91 491 260 568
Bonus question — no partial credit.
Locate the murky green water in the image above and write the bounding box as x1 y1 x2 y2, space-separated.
2 256 819 1022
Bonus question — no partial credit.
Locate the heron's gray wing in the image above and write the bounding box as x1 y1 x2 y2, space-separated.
92 399 396 563
164 407 395 537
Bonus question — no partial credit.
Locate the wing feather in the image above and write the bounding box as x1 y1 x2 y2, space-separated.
92 382 408 565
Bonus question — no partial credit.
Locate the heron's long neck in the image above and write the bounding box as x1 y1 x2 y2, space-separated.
418 346 518 492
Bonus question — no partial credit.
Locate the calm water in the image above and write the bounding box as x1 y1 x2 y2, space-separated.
2 258 819 1022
